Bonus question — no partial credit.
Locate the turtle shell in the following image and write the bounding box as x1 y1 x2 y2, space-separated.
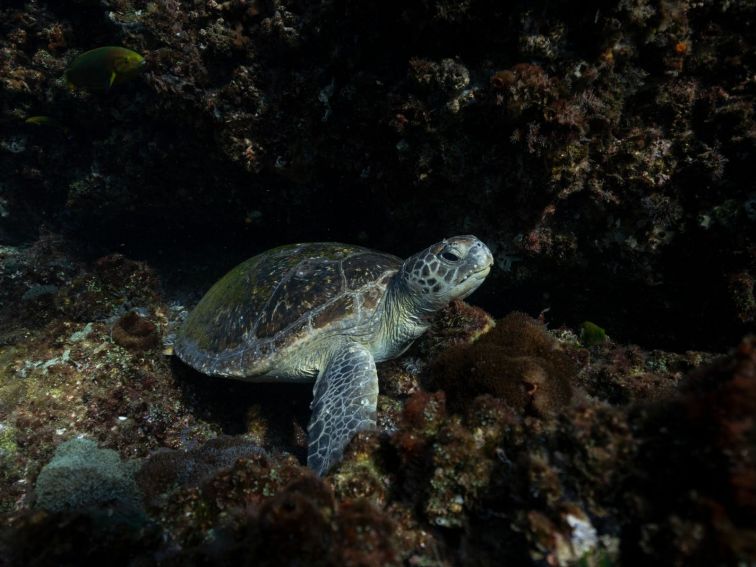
175 243 401 378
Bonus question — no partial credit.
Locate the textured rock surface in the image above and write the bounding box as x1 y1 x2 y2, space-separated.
0 1 753 564
0 0 752 350
0 239 752 564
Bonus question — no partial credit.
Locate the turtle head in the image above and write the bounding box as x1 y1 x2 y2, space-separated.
400 235 494 310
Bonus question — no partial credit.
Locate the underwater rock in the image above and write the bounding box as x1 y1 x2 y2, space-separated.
418 299 495 359
0 509 162 567
390 391 449 503
135 444 402 564
135 436 266 506
329 430 389 505
576 342 715 404
20 284 58 303
622 336 756 564
33 437 142 517
141 447 306 547
255 476 337 562
427 312 574 414
111 311 159 350
423 417 496 528
335 498 399 566
57 253 160 322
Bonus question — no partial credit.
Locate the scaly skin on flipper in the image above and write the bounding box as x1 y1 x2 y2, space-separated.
307 343 379 476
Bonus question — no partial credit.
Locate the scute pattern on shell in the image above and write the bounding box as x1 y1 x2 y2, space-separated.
175 243 402 377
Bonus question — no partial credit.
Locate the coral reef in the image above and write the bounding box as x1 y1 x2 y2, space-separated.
622 336 756 564
0 237 753 564
0 0 751 350
418 298 496 358
111 311 159 350
426 311 575 414
135 435 267 506
0 0 753 564
33 437 142 516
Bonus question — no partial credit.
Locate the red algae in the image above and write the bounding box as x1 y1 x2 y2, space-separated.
0 0 753 560
111 311 159 350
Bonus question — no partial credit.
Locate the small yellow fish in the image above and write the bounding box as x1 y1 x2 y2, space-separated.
25 116 62 127
24 116 70 134
64 46 145 92
580 321 607 347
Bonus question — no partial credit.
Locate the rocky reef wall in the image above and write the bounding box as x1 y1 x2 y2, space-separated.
0 0 752 350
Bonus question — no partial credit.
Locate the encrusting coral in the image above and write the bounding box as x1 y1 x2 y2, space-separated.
33 437 142 517
621 336 756 564
426 311 574 414
0 0 753 561
111 311 159 350
0 0 751 350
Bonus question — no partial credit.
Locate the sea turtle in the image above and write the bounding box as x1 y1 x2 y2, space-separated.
175 235 494 475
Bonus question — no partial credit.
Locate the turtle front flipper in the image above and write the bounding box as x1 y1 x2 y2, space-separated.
307 342 379 476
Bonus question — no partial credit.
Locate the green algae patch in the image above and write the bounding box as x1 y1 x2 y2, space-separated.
580 321 607 347
179 242 368 352
0 422 22 514
0 346 28 414
0 423 18 457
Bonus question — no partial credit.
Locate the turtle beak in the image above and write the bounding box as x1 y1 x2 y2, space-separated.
469 240 494 273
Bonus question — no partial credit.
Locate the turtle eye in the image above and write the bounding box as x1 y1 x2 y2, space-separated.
440 250 461 262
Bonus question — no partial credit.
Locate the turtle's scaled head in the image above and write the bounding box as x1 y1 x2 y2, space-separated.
401 235 493 310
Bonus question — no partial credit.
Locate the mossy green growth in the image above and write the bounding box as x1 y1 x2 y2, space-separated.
0 423 18 457
580 321 607 347
0 346 30 414
181 243 366 350
0 423 22 514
